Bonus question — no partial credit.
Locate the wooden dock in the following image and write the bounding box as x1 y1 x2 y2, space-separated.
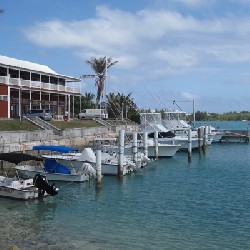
220 130 249 143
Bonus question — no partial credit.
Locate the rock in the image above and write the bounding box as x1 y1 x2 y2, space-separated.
9 245 20 250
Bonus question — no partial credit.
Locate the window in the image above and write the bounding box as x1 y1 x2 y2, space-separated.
0 95 8 101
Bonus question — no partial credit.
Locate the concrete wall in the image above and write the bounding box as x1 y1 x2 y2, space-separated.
0 125 139 153
0 130 53 144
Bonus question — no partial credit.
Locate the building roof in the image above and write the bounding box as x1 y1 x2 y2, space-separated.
0 55 80 81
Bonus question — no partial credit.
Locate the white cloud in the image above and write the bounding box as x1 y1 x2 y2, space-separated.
168 0 215 8
21 5 250 111
180 91 199 100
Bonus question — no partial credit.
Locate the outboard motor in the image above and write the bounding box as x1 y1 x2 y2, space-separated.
33 174 58 197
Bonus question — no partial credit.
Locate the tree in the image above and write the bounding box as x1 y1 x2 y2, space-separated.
106 92 138 121
86 57 118 105
82 92 95 109
70 92 95 116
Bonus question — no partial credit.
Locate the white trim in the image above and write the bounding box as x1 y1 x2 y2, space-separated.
7 86 10 118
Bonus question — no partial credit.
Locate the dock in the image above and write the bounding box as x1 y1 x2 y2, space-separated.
220 130 249 143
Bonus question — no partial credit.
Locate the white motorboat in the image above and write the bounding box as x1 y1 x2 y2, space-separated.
14 146 96 182
136 138 181 157
42 146 137 176
139 112 198 150
162 110 216 146
94 138 151 168
15 163 94 182
0 152 58 200
0 175 41 200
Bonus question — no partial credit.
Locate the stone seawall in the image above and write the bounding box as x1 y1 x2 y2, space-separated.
0 125 139 153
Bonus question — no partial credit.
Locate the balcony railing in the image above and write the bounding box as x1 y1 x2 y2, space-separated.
0 76 80 94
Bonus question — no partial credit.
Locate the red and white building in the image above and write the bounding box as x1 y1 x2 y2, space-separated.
0 55 81 118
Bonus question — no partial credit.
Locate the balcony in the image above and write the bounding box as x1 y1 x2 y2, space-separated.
0 76 80 94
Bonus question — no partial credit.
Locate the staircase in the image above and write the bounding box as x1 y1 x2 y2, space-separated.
23 116 61 135
92 118 111 127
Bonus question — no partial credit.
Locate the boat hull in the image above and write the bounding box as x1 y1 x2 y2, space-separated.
138 144 181 157
15 165 90 182
53 153 133 176
0 186 39 200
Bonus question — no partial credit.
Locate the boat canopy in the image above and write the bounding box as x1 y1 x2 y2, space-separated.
44 159 71 174
0 152 43 164
148 131 175 139
32 145 79 153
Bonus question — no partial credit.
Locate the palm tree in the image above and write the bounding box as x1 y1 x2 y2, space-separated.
86 56 118 105
82 92 95 109
106 92 138 121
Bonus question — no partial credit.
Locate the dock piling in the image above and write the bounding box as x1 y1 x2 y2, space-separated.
143 131 148 158
188 128 192 163
118 129 125 178
96 150 102 188
154 131 159 160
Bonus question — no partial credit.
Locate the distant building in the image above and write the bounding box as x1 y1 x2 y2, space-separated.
0 55 81 118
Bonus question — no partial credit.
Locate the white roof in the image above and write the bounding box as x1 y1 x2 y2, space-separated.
0 55 58 75
0 55 80 81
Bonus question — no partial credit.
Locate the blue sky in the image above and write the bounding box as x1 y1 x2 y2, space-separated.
1 0 250 114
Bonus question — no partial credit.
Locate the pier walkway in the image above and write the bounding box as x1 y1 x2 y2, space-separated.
220 130 249 143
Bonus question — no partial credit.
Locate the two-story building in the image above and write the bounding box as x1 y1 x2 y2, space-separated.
0 55 81 119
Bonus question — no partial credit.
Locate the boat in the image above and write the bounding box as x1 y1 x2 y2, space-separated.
93 138 151 169
161 110 221 144
15 159 95 182
12 146 96 182
135 138 181 157
42 145 138 176
0 152 58 200
139 112 201 150
37 141 145 176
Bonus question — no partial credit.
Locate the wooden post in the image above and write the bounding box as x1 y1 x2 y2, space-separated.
154 131 159 160
118 129 125 177
188 128 192 163
96 150 102 188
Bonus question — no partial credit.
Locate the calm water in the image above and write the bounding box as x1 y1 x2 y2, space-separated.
0 121 250 250
195 120 250 131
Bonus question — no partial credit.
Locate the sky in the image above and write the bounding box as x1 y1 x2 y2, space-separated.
1 0 250 114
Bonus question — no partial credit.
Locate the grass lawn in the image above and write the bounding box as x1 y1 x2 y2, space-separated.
49 119 101 129
0 118 137 132
0 118 100 131
0 119 40 131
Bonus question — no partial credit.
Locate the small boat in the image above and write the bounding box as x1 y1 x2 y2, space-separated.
0 152 58 200
15 160 95 182
42 146 137 176
27 145 97 182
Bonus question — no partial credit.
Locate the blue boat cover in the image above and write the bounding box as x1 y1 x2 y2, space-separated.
44 159 71 174
33 145 78 153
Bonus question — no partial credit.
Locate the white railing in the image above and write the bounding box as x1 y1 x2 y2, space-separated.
31 81 41 88
58 85 65 91
9 78 19 85
2 76 80 94
41 82 50 89
50 84 57 90
21 79 30 87
0 76 7 84
66 86 80 94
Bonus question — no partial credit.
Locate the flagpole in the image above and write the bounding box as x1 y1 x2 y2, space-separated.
104 56 108 114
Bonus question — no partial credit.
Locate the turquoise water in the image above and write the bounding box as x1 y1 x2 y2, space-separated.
195 120 250 131
0 122 250 250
